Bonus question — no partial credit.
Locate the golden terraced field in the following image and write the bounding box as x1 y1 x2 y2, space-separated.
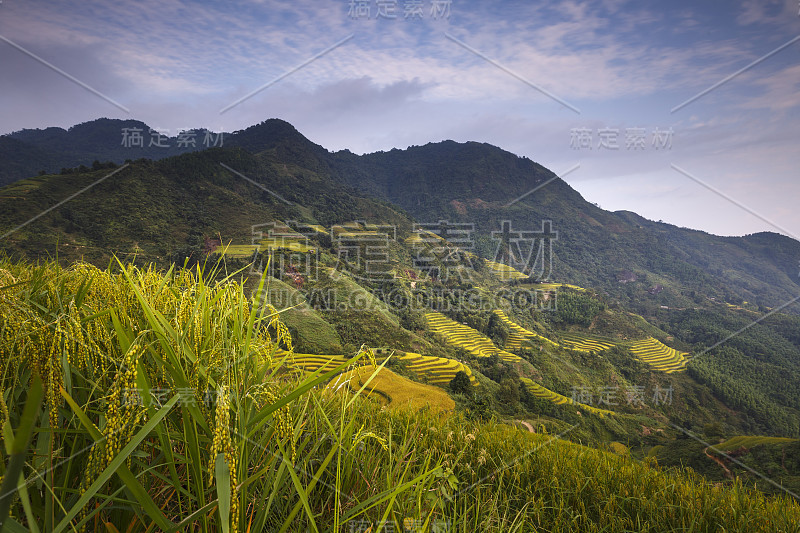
628 338 688 373
397 352 477 387
279 349 476 390
559 332 616 353
520 378 615 418
426 312 522 363
494 311 688 373
493 309 560 351
484 260 529 280
344 365 456 411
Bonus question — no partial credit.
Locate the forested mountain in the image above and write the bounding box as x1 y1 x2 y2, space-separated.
0 141 411 265
2 118 798 312
325 139 800 313
0 118 218 186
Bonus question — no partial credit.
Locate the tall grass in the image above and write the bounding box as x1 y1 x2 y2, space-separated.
0 259 448 531
1 258 798 531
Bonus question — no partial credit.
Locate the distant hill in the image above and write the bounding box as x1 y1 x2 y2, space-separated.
323 137 800 312
0 118 218 186
1 117 798 314
0 142 411 265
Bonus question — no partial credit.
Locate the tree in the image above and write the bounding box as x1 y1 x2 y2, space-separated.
497 377 520 406
450 371 472 395
486 312 510 347
703 422 724 441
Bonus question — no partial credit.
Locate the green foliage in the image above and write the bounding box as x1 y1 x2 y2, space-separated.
0 258 451 531
4 115 800 521
447 370 471 395
554 289 603 326
486 311 510 347
496 377 520 409
1 258 799 530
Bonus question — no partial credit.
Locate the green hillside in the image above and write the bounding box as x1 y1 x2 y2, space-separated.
1 118 800 528
1 258 798 531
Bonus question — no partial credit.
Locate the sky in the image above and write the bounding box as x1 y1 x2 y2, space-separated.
1 0 799 239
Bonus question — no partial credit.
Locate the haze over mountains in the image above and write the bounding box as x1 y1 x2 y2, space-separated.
2 117 798 314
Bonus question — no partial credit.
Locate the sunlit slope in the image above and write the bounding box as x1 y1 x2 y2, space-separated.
343 364 456 411
426 312 522 363
628 338 688 373
398 352 477 386
493 309 559 351
520 378 616 418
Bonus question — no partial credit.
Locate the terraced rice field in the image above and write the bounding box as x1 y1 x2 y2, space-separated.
520 378 615 417
258 237 316 253
404 233 424 245
279 349 476 390
627 337 688 373
493 310 560 351
494 311 689 374
398 352 477 387
213 238 316 256
559 332 616 353
405 229 445 246
526 282 587 292
484 260 529 281
559 283 587 291
531 282 561 291
343 365 455 411
305 224 328 234
214 244 260 257
713 435 798 452
426 312 522 363
494 310 612 353
279 351 352 373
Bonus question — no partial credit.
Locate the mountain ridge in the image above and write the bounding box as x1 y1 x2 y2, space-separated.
1 117 798 313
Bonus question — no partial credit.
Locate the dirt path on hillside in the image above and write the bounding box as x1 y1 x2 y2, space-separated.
704 447 732 478
516 420 535 433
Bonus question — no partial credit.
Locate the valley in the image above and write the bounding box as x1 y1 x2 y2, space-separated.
1 118 799 530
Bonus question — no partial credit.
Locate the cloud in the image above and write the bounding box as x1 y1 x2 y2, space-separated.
736 0 798 27
740 63 800 112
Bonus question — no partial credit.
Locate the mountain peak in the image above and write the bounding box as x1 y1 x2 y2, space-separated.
230 118 313 150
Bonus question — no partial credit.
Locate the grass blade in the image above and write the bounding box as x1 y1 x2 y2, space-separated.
214 453 231 533
0 376 43 529
54 392 179 533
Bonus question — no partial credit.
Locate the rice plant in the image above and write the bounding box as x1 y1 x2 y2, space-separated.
0 258 448 531
0 257 797 531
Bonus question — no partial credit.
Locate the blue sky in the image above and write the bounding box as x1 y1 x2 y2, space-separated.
1 0 798 238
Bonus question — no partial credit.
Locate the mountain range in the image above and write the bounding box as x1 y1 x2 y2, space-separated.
2 117 797 314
